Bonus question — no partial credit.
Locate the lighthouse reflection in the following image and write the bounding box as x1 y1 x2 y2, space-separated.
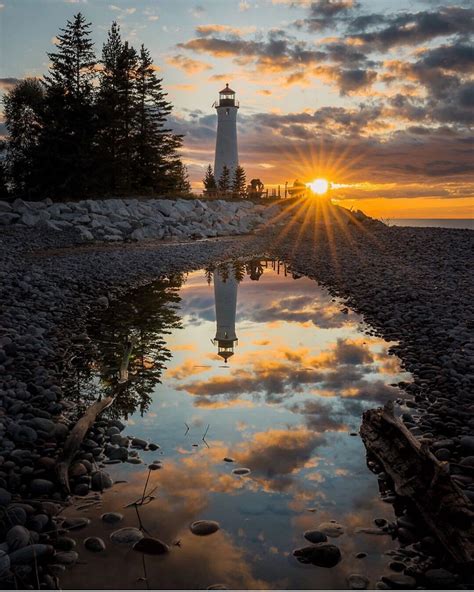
212 263 239 364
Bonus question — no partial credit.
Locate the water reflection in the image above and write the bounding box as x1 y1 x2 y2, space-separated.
64 260 411 590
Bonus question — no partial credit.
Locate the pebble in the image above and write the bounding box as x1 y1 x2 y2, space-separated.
303 530 328 544
133 537 169 555
101 512 123 524
190 520 220 536
62 517 91 531
84 537 106 553
29 479 54 496
231 468 251 476
6 525 30 551
54 550 79 565
293 543 342 567
317 521 344 537
381 573 417 589
347 574 370 589
110 527 144 545
424 568 457 588
9 544 54 565
91 470 113 491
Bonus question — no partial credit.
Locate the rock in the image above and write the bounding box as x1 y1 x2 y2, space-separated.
231 467 251 476
6 525 30 551
54 551 79 565
293 543 342 567
55 537 76 551
84 537 106 553
190 520 220 536
30 479 54 496
62 517 90 531
97 296 109 308
460 436 474 454
223 457 235 463
101 512 123 524
148 443 160 451
0 487 12 506
347 574 370 589
133 537 169 555
317 521 344 537
303 530 328 544
73 483 90 496
110 527 144 545
0 550 10 577
9 544 54 565
91 470 113 490
424 568 457 589
4 505 27 526
131 437 147 449
381 574 417 589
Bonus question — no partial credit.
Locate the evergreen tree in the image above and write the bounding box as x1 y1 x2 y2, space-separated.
232 165 246 198
203 164 217 195
40 13 97 197
218 165 230 194
133 44 184 194
95 21 125 193
2 79 44 198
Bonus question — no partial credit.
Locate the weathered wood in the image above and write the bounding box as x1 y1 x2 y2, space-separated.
360 401 474 565
56 396 114 494
56 335 137 494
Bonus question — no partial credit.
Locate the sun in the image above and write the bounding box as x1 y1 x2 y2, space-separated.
307 178 330 195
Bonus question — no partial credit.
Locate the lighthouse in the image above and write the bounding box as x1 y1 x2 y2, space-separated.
212 265 239 363
214 83 239 183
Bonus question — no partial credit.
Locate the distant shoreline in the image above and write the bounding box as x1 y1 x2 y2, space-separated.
387 218 473 230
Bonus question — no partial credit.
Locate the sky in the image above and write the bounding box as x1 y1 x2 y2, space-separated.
0 0 473 218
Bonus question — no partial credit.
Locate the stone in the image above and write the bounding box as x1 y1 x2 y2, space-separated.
62 517 91 531
84 537 106 553
0 550 10 577
381 574 417 589
133 537 169 555
303 530 328 544
190 520 220 536
231 467 251 476
6 525 31 551
424 568 457 589
54 551 79 565
101 512 123 524
0 487 12 506
9 544 54 565
317 521 344 537
91 470 113 491
110 527 144 545
293 544 342 568
131 437 148 449
30 479 54 495
347 574 370 589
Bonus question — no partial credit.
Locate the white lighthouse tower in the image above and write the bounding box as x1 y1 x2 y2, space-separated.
212 265 239 363
214 84 239 183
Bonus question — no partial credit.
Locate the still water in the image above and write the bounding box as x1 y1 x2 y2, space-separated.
62 259 411 590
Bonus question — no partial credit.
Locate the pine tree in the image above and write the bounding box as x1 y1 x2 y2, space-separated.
203 164 217 195
3 79 44 198
40 13 97 197
218 165 231 194
133 44 184 194
232 165 246 198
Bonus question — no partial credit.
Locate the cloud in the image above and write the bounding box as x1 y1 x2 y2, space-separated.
167 54 212 74
0 77 20 91
196 24 257 37
295 0 360 31
348 6 474 50
108 4 136 15
239 0 251 11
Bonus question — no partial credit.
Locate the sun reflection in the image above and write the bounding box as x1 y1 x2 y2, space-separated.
307 178 330 195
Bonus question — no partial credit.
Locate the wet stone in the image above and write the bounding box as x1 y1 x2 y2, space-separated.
54 551 79 565
347 574 370 589
232 467 251 476
6 525 30 551
101 512 123 524
55 537 76 551
424 568 457 589
303 530 328 544
110 527 144 545
29 479 54 496
190 520 220 536
62 517 91 531
9 544 54 565
293 544 342 568
381 573 417 589
133 537 169 555
317 521 344 537
84 537 106 553
91 470 113 490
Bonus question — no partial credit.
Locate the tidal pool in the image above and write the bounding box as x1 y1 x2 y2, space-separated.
62 258 411 590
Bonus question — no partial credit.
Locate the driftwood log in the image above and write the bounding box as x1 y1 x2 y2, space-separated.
56 336 136 494
360 402 474 566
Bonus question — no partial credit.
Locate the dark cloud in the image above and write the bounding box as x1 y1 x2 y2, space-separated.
348 7 474 50
337 68 377 94
295 0 360 32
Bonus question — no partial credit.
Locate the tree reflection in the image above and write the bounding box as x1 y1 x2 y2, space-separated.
72 274 184 419
204 258 295 284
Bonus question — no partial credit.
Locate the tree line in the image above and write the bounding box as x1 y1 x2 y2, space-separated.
0 13 190 200
202 163 266 199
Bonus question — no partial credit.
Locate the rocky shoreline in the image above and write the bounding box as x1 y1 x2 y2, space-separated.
0 204 473 589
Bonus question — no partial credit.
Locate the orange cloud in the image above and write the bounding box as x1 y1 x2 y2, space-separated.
167 54 212 74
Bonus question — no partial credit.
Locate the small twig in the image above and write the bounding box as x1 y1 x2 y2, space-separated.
202 424 210 440
184 422 190 435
